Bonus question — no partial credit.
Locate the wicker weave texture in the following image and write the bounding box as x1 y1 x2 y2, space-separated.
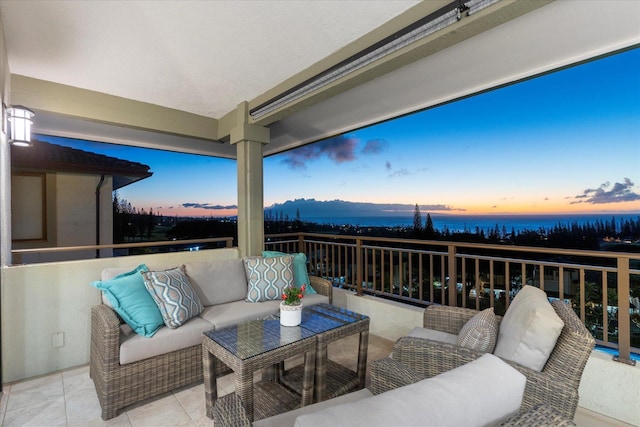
309 276 333 305
90 305 229 420
499 404 577 426
394 300 595 420
89 275 332 420
203 325 317 422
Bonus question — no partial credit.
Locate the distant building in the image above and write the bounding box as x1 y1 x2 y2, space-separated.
10 139 152 263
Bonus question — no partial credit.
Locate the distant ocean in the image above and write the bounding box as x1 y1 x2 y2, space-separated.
302 213 640 233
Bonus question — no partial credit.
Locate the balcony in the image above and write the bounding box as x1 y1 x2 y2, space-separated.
3 233 639 425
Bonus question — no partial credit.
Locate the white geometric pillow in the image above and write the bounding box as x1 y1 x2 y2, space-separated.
142 266 203 329
457 308 498 353
244 256 294 302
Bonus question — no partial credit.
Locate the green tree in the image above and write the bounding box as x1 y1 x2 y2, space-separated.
412 204 422 237
425 213 435 239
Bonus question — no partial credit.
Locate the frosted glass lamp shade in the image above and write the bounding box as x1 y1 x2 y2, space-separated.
7 105 35 147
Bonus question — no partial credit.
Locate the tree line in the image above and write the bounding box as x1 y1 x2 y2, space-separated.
113 194 639 252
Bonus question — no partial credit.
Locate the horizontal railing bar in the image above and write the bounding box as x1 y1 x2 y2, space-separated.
362 244 447 256
12 237 233 255
267 232 640 260
455 253 620 273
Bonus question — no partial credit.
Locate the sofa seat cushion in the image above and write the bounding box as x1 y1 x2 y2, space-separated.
294 353 526 427
119 316 213 364
183 259 248 306
493 285 564 371
299 293 329 307
199 300 282 329
199 295 330 330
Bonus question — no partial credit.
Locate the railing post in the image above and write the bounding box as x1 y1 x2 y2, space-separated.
448 245 457 307
298 233 305 254
614 255 634 365
356 238 363 296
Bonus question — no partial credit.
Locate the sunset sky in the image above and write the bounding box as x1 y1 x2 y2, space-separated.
37 47 640 218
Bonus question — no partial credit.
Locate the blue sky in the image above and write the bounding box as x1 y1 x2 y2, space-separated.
38 47 640 218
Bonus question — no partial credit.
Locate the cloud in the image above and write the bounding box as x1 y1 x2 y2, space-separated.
385 161 392 171
361 139 387 155
389 168 409 178
281 135 358 169
182 203 237 210
570 178 640 204
267 198 464 217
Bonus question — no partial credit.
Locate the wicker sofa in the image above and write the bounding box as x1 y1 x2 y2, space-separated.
371 299 595 420
90 257 332 420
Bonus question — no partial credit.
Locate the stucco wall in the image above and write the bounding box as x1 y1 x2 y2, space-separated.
13 173 115 263
1 247 239 382
578 350 640 426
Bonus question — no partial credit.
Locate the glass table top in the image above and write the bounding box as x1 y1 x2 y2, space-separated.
203 303 368 361
299 303 368 334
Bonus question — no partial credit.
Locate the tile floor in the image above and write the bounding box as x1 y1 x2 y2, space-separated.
0 334 631 427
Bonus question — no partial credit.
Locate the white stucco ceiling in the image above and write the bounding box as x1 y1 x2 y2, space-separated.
1 1 638 158
0 0 419 119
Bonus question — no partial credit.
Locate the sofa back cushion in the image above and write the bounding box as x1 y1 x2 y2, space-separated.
183 259 248 306
493 285 564 371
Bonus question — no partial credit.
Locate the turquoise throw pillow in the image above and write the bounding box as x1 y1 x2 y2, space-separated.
90 264 164 337
262 251 316 294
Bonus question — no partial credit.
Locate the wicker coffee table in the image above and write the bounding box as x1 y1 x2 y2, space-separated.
202 317 317 422
280 303 370 402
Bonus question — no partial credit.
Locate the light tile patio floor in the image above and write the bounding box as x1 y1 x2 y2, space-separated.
0 334 630 426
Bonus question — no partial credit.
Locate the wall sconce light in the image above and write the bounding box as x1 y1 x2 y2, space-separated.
6 104 35 147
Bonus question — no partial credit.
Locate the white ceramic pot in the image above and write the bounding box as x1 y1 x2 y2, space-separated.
280 301 303 327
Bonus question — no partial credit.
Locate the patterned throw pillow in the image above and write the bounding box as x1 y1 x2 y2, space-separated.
90 264 164 337
142 266 204 329
244 256 294 302
262 251 317 294
457 307 498 353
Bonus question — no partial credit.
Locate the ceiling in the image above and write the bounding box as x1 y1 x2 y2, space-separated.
1 1 639 159
0 0 419 119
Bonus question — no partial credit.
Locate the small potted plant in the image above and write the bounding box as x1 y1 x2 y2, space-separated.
280 283 306 326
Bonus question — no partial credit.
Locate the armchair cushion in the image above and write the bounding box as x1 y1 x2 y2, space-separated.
457 307 498 352
406 326 458 345
494 286 564 371
294 354 525 427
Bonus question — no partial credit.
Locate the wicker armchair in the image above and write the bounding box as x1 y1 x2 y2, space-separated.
90 275 333 420
369 300 595 420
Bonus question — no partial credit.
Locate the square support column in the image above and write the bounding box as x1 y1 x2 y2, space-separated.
231 103 269 257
